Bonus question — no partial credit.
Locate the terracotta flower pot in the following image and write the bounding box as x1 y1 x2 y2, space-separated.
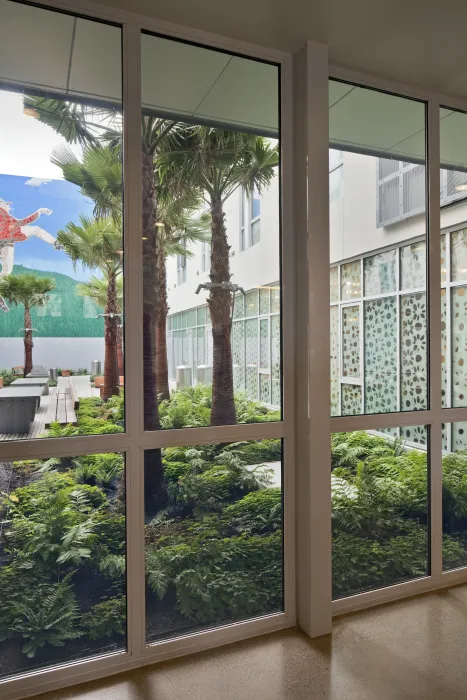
61 369 71 377
0 377 3 389
94 376 104 388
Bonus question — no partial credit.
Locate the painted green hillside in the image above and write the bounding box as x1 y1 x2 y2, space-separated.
0 266 104 338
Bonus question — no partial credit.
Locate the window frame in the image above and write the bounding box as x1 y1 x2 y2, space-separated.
0 3 294 698
240 185 261 250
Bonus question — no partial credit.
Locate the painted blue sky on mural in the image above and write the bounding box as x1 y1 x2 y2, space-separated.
0 174 94 281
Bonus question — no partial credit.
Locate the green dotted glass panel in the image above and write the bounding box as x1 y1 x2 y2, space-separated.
232 320 245 392
260 373 271 404
259 288 270 315
452 286 467 407
260 319 269 369
233 294 245 320
400 242 426 291
330 306 340 416
271 284 280 313
341 384 362 415
197 306 207 326
453 422 467 451
245 290 259 317
400 293 427 411
272 379 281 407
442 289 448 408
364 297 397 414
441 234 447 286
341 261 361 301
245 318 258 400
451 229 467 283
364 250 396 296
330 267 339 303
401 424 427 447
342 305 360 378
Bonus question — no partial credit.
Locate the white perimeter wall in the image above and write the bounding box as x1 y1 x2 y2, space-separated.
0 338 105 372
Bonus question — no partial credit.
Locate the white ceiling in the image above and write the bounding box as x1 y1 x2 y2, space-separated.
91 0 467 102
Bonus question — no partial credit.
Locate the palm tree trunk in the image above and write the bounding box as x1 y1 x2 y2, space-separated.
142 148 167 508
208 197 237 426
117 325 124 378
155 249 170 402
102 269 120 401
23 306 33 377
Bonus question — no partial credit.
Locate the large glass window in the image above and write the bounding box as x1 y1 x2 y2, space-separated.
332 427 429 600
145 439 283 642
0 1 124 441
329 81 427 418
0 451 126 679
141 32 281 430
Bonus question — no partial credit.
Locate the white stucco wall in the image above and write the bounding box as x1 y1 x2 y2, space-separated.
330 152 467 265
166 178 280 314
0 338 105 372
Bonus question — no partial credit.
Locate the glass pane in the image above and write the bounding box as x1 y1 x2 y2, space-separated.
363 250 396 296
330 306 340 417
197 306 207 326
232 320 245 392
260 373 271 403
260 319 269 369
330 267 339 303
364 297 397 414
245 290 259 317
141 33 280 429
443 423 467 571
271 284 280 313
271 315 280 408
341 261 361 301
329 81 426 418
0 451 126 680
332 427 428 599
341 384 362 415
451 230 467 282
245 319 258 401
441 234 447 285
145 440 283 642
452 286 467 407
442 289 448 408
400 293 427 411
259 288 270 315
233 293 244 320
400 242 426 290
0 11 123 441
342 305 360 378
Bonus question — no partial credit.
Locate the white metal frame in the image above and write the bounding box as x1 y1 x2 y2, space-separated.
329 64 467 616
0 1 296 698
4 0 467 696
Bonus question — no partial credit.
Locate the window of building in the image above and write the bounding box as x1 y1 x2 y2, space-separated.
240 186 261 250
177 241 187 284
201 241 210 272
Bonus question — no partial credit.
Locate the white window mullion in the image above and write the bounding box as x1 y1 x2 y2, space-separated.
428 98 443 583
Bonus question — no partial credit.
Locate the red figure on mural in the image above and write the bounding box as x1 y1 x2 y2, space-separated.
0 199 60 312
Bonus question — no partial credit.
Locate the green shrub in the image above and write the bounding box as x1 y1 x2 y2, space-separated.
93 514 126 555
224 489 282 534
0 368 15 386
223 440 281 464
0 580 80 658
81 596 126 640
77 417 124 435
146 531 282 623
73 453 124 488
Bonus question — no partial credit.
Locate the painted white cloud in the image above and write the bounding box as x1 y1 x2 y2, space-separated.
25 177 52 187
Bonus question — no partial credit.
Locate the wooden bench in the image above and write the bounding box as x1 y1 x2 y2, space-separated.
45 378 78 427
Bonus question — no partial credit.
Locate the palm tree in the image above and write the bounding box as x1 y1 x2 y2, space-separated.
57 216 122 401
52 140 208 402
0 274 55 376
154 193 210 400
76 273 124 377
158 127 279 425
